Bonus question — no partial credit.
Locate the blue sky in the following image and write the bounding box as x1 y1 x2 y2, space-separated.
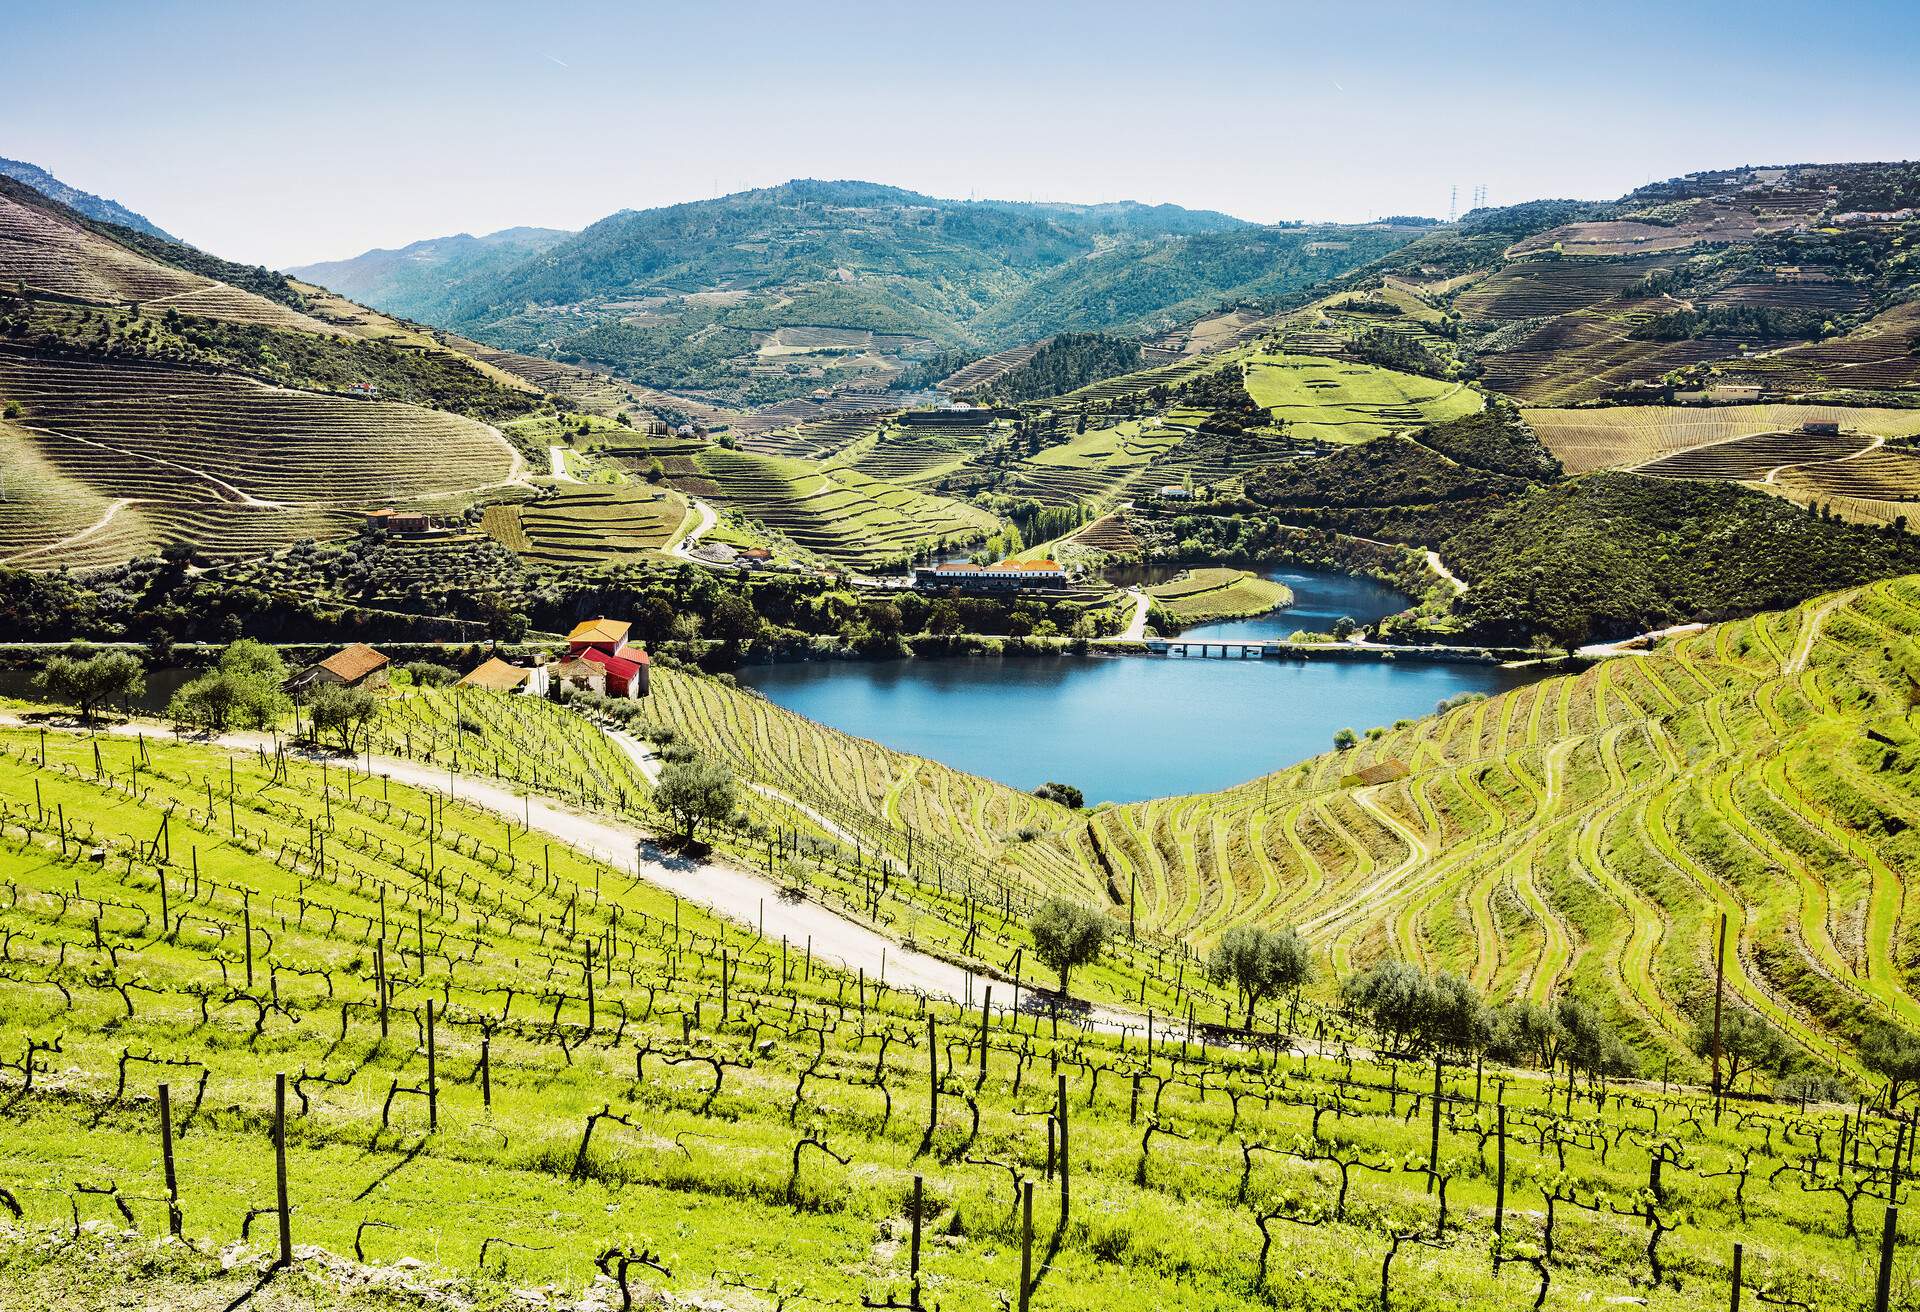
6 0 1915 269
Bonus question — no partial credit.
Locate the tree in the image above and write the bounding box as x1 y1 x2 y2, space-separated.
1423 971 1494 1058
652 757 737 846
1331 615 1358 641
1029 898 1108 999
34 648 145 725
710 593 761 642
1034 781 1083 809
1341 960 1431 1054
1332 727 1359 750
1862 1021 1920 1106
1690 1004 1790 1094
1489 999 1560 1070
307 683 377 752
169 640 288 735
1207 924 1313 1031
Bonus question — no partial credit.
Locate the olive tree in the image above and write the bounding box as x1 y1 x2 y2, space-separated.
1029 898 1109 1000
1863 1020 1920 1106
653 757 738 846
1207 924 1313 1032
307 683 377 752
1690 1003 1790 1095
35 648 145 725
169 640 288 734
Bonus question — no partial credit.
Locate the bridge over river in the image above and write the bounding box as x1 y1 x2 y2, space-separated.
1141 637 1547 665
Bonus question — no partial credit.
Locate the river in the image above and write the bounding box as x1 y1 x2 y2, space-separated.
739 565 1542 804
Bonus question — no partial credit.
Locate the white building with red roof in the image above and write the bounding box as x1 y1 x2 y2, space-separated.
554 618 650 698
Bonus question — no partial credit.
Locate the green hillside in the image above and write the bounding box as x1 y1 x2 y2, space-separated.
303 180 1414 407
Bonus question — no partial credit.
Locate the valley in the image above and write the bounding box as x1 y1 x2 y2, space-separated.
5 134 1920 1311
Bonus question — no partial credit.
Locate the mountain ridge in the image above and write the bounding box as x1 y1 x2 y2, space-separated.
0 155 176 242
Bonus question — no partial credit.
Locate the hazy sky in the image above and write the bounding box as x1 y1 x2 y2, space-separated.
7 0 1915 269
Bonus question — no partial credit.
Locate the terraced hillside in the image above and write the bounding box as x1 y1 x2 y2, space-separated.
0 349 520 565
1241 351 1483 443
671 445 998 568
1053 579 1920 1078
0 183 339 337
636 574 1920 1085
1526 404 1920 475
480 485 690 564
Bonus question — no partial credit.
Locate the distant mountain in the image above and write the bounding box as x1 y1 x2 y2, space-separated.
296 177 1405 406
0 156 176 242
286 226 571 324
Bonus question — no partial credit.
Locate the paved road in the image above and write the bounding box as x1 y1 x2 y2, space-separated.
670 497 719 559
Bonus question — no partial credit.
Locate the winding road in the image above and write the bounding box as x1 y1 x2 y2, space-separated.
671 496 720 559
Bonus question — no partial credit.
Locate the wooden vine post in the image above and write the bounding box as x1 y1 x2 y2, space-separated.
1018 1180 1034 1312
158 1082 181 1237
978 985 992 1086
910 1173 924 1307
426 999 439 1131
1427 1049 1442 1192
1493 1102 1507 1248
1875 1204 1900 1312
273 1073 293 1268
1711 911 1727 1122
1057 1072 1070 1219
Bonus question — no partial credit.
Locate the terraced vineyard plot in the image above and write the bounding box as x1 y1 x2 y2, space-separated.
1145 567 1292 627
1634 430 1870 481
0 348 520 563
0 188 341 337
481 486 690 563
1452 253 1679 321
1772 448 1920 526
990 420 1187 505
1474 306 1731 405
1240 352 1483 443
939 338 1047 392
1064 510 1142 554
679 446 997 568
742 411 893 461
1727 301 1920 395
1526 403 1920 474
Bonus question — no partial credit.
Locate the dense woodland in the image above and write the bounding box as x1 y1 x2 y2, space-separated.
967 332 1143 404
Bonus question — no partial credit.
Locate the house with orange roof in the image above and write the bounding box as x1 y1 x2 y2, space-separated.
287 642 390 693
913 557 1067 591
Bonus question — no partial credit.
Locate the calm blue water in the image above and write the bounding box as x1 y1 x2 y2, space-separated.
739 567 1540 803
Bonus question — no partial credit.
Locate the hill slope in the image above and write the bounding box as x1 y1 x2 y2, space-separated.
300 179 1411 408
0 174 541 567
0 156 176 241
